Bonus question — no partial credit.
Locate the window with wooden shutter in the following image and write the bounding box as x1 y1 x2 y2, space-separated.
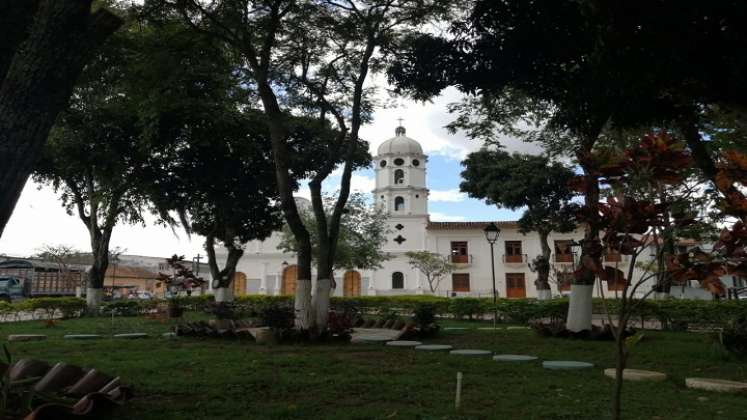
452 273 470 292
450 242 469 263
505 241 523 263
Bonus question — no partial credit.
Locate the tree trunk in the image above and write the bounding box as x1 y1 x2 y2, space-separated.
312 278 332 331
535 230 552 300
0 0 121 236
214 287 234 303
566 146 603 331
86 232 110 309
255 80 314 330
205 234 244 303
566 284 594 332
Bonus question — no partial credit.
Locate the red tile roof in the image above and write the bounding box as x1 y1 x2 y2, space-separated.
426 221 520 230
104 265 159 280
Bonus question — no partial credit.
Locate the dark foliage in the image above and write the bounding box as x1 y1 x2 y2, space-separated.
531 321 636 341
716 317 747 359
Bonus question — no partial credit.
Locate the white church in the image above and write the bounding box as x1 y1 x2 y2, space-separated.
219 125 713 300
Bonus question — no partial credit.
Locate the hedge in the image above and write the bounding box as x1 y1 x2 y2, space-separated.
0 295 744 329
0 297 87 320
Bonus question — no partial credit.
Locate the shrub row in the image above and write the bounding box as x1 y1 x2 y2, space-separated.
1 295 745 328
0 297 87 320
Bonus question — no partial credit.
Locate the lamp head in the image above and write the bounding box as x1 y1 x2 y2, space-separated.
484 222 500 244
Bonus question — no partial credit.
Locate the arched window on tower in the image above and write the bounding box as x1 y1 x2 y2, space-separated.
392 272 404 289
394 169 404 184
394 196 405 211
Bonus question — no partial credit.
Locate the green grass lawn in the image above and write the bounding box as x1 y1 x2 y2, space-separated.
1 315 745 419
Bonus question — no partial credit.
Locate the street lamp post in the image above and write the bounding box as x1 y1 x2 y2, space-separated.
484 222 501 330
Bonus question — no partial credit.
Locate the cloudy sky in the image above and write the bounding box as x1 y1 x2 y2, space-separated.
0 87 540 259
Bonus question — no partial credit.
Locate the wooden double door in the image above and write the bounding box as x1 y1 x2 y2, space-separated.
281 265 297 295
505 273 526 298
343 271 362 297
233 272 247 296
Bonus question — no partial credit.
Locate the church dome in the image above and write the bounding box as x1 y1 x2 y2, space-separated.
377 126 423 156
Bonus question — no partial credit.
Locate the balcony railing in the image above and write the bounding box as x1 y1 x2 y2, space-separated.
554 253 574 263
604 253 622 262
450 254 473 265
604 253 632 263
502 254 527 264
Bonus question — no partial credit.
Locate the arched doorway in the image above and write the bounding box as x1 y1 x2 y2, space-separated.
343 271 361 297
281 265 298 295
233 272 247 296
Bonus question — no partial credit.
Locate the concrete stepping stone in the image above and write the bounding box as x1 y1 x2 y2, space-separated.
543 361 594 370
8 334 47 342
351 335 392 344
386 340 422 347
444 327 469 330
415 344 453 352
493 354 538 362
63 334 102 340
603 368 667 382
161 332 177 339
506 326 530 330
113 333 148 339
685 378 747 394
450 349 493 357
477 327 503 331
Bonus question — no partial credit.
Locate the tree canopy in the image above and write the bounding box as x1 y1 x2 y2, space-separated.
277 193 391 273
460 150 577 235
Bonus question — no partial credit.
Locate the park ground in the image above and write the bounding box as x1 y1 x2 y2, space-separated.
2 315 745 420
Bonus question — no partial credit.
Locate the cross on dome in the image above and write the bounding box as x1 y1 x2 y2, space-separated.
395 118 406 136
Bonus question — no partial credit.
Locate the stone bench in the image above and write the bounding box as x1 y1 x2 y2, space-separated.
685 378 747 394
351 327 410 344
603 368 667 382
8 334 47 342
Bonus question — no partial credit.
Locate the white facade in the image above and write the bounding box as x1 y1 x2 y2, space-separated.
221 125 709 299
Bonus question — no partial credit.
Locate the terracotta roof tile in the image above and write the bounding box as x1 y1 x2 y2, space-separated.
104 265 159 280
426 221 520 230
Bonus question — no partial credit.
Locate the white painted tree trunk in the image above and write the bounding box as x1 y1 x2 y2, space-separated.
294 279 313 330
214 287 234 303
566 284 594 332
86 288 103 309
654 292 670 300
312 278 332 331
537 289 552 301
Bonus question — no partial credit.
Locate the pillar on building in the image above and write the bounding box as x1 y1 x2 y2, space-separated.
259 262 268 295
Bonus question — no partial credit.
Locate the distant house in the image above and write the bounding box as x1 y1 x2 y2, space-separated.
0 258 86 296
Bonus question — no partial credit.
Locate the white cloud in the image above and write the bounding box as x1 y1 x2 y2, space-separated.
429 212 466 222
349 174 375 193
429 189 466 202
360 81 545 161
